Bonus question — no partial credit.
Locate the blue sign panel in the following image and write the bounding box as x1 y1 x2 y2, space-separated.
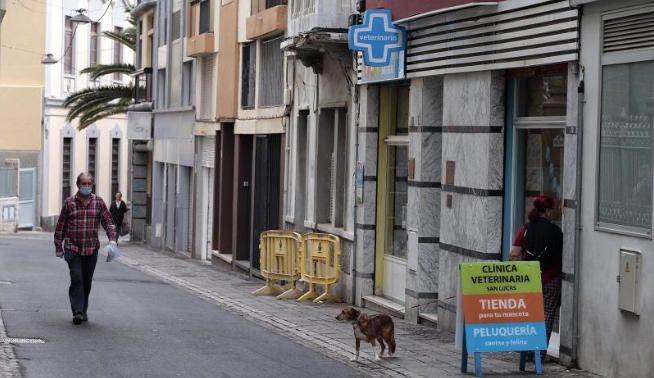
349 9 406 83
464 322 548 353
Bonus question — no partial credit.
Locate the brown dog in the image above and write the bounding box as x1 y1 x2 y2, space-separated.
336 306 396 361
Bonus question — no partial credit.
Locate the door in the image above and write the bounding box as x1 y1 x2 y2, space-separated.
234 135 253 263
251 135 282 271
165 164 177 251
503 67 567 358
18 168 36 229
375 85 410 304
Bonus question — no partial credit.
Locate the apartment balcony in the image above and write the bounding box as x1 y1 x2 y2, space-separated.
246 4 288 40
186 32 216 57
129 68 153 112
287 0 352 38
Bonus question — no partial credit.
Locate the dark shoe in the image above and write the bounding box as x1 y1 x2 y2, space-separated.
73 313 83 325
82 313 88 322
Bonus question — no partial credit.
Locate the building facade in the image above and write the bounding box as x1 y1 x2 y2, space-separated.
0 0 46 232
575 0 654 376
349 0 582 366
282 0 356 299
41 0 132 229
148 0 197 253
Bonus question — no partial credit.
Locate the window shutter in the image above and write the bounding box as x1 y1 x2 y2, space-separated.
603 11 654 54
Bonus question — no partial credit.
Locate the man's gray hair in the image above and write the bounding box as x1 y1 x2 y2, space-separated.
76 172 94 187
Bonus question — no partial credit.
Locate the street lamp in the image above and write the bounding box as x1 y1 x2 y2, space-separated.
41 9 92 65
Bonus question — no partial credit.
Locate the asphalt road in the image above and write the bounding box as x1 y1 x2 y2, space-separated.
0 236 364 378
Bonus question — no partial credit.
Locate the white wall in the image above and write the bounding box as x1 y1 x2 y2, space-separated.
44 0 134 100
578 1 654 376
42 107 128 219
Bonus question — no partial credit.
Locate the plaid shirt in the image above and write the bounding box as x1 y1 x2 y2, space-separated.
54 193 117 256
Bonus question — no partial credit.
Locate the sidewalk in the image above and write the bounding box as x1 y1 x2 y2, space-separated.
2 232 598 377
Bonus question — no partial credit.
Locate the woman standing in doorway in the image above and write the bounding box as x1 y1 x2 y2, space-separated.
510 195 563 358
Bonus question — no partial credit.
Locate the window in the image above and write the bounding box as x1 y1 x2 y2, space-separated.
172 0 182 40
517 73 567 117
111 138 120 197
190 0 212 36
88 138 98 192
64 16 75 75
157 68 166 107
62 137 72 202
241 42 256 108
158 0 168 47
200 55 215 119
90 22 100 67
251 0 286 13
259 37 284 107
596 8 654 234
316 108 348 228
113 26 123 80
182 61 193 107
597 61 654 232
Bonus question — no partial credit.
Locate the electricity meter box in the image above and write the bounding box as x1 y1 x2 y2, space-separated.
618 249 641 315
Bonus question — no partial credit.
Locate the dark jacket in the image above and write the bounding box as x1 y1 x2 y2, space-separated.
109 200 128 226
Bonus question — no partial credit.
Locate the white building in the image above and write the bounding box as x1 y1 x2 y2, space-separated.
41 0 133 229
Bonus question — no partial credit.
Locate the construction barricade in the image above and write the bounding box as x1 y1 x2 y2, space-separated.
298 232 342 303
252 230 304 300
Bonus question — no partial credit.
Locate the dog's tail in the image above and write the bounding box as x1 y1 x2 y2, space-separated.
388 322 396 354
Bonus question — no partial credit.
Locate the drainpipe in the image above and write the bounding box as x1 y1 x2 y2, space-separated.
572 64 585 366
311 69 320 232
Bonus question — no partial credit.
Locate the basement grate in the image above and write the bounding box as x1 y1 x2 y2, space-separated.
0 338 45 344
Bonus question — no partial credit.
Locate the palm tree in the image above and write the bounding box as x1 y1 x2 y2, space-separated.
63 6 137 130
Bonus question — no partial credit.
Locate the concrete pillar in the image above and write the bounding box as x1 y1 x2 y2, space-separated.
559 62 580 366
353 85 379 306
405 77 443 322
438 71 506 331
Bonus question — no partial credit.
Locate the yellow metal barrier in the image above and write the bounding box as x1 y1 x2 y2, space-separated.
298 232 342 303
252 230 304 300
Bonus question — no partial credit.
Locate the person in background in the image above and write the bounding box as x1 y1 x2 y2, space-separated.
54 172 117 325
510 195 563 360
109 191 128 243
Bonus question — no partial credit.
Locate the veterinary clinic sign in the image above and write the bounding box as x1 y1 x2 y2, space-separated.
348 9 406 83
460 262 547 353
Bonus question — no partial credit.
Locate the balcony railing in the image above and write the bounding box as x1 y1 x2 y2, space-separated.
132 68 153 104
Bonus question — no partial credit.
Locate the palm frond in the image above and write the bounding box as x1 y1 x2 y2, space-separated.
81 64 136 80
63 85 133 108
64 85 133 129
78 100 131 130
103 28 136 51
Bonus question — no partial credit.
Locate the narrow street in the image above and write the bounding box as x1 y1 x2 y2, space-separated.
0 235 364 377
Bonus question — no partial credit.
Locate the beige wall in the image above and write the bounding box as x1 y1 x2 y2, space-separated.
0 0 46 151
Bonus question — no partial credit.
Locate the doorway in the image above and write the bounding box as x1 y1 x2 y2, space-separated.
375 85 409 304
503 66 568 358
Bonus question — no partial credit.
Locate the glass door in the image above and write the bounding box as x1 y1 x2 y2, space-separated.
375 85 409 304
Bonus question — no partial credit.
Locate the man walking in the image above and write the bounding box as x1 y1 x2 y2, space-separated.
54 172 117 325
109 191 128 243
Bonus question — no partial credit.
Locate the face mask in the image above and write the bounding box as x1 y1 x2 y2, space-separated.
80 186 92 196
